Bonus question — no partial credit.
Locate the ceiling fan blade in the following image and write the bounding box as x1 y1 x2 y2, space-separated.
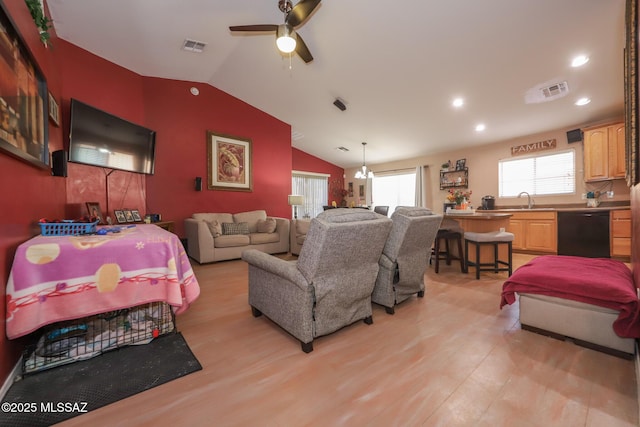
286 0 321 27
295 33 313 63
229 24 278 32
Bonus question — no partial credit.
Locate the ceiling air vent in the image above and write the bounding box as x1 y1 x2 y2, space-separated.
336 146 349 152
182 39 206 53
541 81 569 99
524 80 570 104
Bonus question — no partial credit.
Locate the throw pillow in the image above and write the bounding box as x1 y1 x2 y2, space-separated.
222 222 250 235
256 217 277 233
206 220 222 237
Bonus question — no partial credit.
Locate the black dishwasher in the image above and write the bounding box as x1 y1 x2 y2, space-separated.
557 210 610 258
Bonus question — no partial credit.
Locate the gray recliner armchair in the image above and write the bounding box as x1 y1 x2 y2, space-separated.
242 208 392 353
372 207 443 314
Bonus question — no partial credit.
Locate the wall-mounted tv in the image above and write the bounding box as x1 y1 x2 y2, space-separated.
68 99 156 175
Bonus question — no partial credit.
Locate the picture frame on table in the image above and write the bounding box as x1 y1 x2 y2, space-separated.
123 210 135 223
455 158 466 171
85 202 104 224
114 210 127 224
131 209 142 222
207 131 252 192
0 3 50 170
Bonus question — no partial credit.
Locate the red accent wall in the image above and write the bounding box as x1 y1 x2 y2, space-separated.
142 77 292 236
0 1 343 382
292 148 345 204
0 0 65 379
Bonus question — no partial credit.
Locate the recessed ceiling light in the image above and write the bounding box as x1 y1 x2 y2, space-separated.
475 123 486 132
190 87 199 96
575 97 591 106
452 98 464 108
571 55 589 67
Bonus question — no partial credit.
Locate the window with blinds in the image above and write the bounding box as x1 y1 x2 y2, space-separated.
292 171 329 218
499 150 575 197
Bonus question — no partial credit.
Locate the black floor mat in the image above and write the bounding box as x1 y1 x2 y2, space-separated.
0 332 202 426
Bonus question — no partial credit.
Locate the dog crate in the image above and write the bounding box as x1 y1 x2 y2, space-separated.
22 301 175 375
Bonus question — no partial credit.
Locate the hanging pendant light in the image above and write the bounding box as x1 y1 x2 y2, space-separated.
354 142 374 179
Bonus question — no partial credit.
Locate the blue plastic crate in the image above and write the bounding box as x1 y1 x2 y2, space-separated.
39 220 99 236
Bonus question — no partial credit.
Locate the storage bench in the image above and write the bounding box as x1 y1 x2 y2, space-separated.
501 255 638 358
518 293 635 358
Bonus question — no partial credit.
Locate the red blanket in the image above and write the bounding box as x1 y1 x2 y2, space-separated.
501 255 640 338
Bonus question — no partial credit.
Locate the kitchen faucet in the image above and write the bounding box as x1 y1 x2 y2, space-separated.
517 191 534 209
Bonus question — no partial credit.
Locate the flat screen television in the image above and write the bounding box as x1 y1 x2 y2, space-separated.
68 99 156 175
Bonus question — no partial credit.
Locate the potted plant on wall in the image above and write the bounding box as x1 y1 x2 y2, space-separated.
25 0 52 46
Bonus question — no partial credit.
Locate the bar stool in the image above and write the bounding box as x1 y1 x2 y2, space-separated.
464 231 514 279
432 228 466 273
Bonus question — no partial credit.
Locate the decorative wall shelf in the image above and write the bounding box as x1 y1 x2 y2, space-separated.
440 167 468 189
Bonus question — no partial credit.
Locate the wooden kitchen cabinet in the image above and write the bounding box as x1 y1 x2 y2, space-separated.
583 122 625 181
506 211 557 253
611 209 631 258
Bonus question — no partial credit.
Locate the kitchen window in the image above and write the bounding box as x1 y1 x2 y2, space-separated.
498 150 575 197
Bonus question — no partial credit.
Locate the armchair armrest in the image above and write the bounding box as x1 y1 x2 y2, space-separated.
184 218 214 263
242 249 307 289
378 253 395 270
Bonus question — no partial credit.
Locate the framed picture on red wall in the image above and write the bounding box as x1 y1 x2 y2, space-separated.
0 2 49 169
206 131 252 192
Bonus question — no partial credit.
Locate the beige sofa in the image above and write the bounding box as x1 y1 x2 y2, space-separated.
289 219 311 256
184 210 289 263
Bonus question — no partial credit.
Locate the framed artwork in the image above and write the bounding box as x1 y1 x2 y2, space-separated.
123 210 134 223
455 158 466 171
0 3 49 169
114 210 127 224
207 131 252 192
85 202 104 224
348 182 354 197
48 92 59 126
131 209 142 222
359 184 365 197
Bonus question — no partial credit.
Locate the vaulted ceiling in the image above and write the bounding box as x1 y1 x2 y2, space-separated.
47 0 626 168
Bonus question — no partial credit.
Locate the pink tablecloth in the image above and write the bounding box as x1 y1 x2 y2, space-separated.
6 224 200 339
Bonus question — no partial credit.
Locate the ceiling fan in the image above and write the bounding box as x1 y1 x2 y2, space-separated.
229 0 321 63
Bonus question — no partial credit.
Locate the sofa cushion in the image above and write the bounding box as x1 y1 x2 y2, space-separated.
233 210 267 233
257 217 277 233
214 234 251 248
205 219 222 237
193 213 233 224
250 232 280 245
295 219 311 236
222 222 250 235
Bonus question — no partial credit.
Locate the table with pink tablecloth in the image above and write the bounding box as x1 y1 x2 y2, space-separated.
6 224 200 339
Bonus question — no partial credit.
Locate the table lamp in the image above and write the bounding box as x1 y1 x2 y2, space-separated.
288 195 304 219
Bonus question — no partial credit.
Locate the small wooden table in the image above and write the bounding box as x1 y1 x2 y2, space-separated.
153 221 175 233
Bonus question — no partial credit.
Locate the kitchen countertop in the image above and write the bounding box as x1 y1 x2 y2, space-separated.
484 203 630 213
445 212 513 218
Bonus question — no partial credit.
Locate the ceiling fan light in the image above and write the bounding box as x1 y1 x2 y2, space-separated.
276 25 297 53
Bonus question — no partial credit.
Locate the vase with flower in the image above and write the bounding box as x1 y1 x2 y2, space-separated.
447 189 472 209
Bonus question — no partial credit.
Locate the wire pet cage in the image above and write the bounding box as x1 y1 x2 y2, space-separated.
22 301 175 375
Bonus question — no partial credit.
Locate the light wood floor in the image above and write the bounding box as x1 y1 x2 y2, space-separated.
59 253 638 427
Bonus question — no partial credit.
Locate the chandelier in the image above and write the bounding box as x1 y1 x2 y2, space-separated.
354 142 374 179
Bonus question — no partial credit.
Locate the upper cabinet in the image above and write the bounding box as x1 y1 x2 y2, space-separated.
583 122 625 182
